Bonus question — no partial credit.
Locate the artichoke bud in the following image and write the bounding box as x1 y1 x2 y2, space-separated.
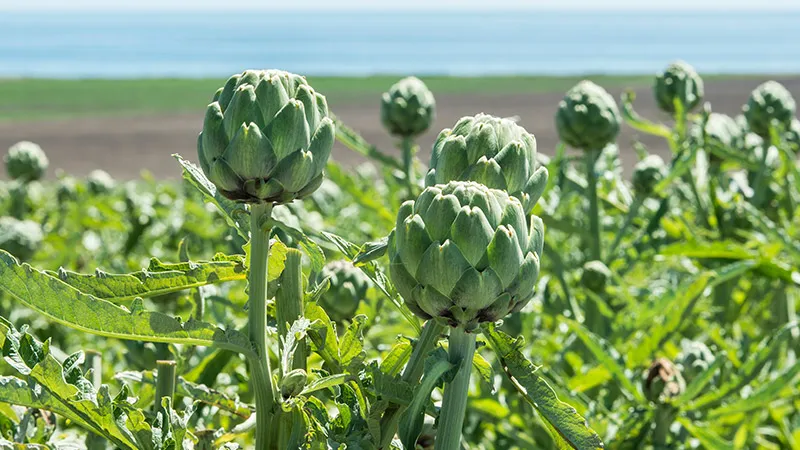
0 217 44 261
87 170 115 195
631 155 667 198
580 260 611 293
555 81 621 151
380 76 436 138
389 181 544 331
742 81 797 138
198 70 335 204
316 260 371 322
56 176 78 204
675 340 717 385
4 141 48 183
279 368 308 399
643 358 685 404
785 118 800 153
425 114 548 214
654 60 704 113
695 113 742 163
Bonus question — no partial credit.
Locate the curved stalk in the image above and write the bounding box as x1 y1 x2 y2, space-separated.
584 148 602 261
606 196 643 263
401 137 418 198
751 134 772 207
249 203 278 450
434 327 476 450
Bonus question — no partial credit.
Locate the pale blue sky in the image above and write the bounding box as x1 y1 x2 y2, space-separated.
1 0 799 9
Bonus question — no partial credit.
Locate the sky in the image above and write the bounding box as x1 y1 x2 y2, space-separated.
1 0 799 9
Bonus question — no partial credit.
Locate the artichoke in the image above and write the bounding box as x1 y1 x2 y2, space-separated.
556 81 621 151
785 118 800 152
380 76 435 138
197 70 334 204
675 340 716 383
631 155 667 198
424 114 548 214
316 260 371 322
389 181 544 331
57 176 78 204
580 260 611 293
742 81 796 138
5 141 48 182
87 170 115 195
643 358 685 404
0 216 44 261
654 60 704 113
279 368 308 398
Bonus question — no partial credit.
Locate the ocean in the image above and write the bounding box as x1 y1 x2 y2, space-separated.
1 10 799 78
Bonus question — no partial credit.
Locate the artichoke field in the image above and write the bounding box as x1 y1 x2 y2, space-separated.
0 61 798 450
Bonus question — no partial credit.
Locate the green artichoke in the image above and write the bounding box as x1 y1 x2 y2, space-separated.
424 114 548 214
389 181 544 331
631 155 667 198
580 260 611 293
317 260 371 322
380 76 435 138
5 141 48 182
643 358 685 404
785 118 800 152
87 170 115 195
279 368 308 398
555 80 622 151
0 216 44 261
743 81 796 138
197 70 334 204
704 113 742 151
675 340 716 383
654 60 704 113
57 176 78 204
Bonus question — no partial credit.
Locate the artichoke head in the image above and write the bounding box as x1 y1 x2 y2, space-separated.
0 216 44 261
425 114 548 214
57 176 78 204
654 60 704 113
743 81 796 138
580 260 611 293
317 260 371 322
5 141 48 183
198 70 335 204
631 155 667 198
643 358 685 404
389 181 544 331
555 81 621 151
279 368 308 399
675 340 717 385
87 170 115 195
381 76 436 138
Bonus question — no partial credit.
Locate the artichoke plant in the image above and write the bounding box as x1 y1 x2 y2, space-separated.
197 69 335 204
654 60 704 114
643 358 685 404
316 260 371 322
424 113 548 214
87 170 115 195
0 216 44 261
675 340 716 384
388 181 544 331
555 80 622 151
381 76 436 138
5 141 48 183
580 260 611 293
631 155 667 198
743 81 797 138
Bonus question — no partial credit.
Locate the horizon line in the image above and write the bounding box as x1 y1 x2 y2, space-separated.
3 7 800 12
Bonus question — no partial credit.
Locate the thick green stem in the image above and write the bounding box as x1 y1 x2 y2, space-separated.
584 148 602 261
401 137 417 198
606 196 643 262
154 360 176 416
752 137 771 207
276 248 307 371
249 203 278 450
434 327 476 450
378 320 444 449
653 405 675 450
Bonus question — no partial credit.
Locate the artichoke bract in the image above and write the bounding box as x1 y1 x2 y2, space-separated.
654 60 704 114
555 81 622 151
0 216 44 261
632 155 667 198
425 114 548 214
197 70 335 204
5 141 48 182
389 181 544 331
580 260 611 293
317 260 371 322
743 81 797 138
380 76 435 138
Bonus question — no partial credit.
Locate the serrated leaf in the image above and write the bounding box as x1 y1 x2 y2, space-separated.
339 315 366 367
398 349 452 450
271 219 325 272
380 341 412 378
300 374 349 396
676 417 733 450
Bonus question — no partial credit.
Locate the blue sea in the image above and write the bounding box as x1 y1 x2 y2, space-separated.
1 10 799 78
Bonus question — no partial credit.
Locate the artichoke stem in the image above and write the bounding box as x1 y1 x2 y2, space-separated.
652 404 676 450
154 360 176 417
751 132 772 208
434 327 476 450
378 320 444 449
584 148 602 261
606 196 642 263
401 137 417 198
249 202 278 450
276 248 307 371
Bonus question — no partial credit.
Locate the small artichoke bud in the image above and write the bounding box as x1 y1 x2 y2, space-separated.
5 141 48 183
425 113 548 214
380 76 435 138
631 155 667 198
580 260 611 293
0 216 44 261
316 260 371 322
555 81 622 151
698 113 742 164
784 118 800 153
643 358 685 404
87 170 115 195
742 81 797 138
279 368 308 398
675 340 716 384
389 181 544 331
197 70 335 204
654 60 704 114
57 176 78 204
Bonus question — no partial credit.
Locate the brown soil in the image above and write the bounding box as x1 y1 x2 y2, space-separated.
1 77 798 180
